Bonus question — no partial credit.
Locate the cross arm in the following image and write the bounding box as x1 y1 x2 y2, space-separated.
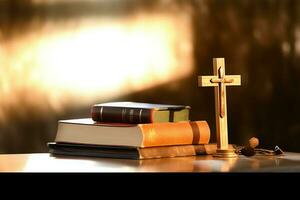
225 75 241 86
198 75 241 87
198 76 218 87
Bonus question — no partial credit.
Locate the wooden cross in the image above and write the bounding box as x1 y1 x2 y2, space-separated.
198 58 241 158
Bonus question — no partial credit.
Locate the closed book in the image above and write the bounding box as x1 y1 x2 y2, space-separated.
48 142 217 160
54 118 210 148
91 102 190 123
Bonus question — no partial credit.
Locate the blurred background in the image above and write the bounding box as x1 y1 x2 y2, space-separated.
0 0 299 153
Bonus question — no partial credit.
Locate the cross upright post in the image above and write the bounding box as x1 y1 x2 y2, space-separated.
198 58 241 158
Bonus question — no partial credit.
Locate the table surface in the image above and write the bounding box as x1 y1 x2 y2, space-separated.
1 152 300 172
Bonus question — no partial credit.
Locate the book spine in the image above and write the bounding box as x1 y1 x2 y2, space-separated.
139 121 210 147
91 105 153 123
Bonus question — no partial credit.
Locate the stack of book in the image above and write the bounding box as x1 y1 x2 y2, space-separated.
48 102 216 159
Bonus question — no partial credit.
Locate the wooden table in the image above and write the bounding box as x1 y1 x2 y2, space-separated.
1 152 300 172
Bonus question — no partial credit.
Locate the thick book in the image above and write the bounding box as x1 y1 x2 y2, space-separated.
91 102 190 123
54 118 210 148
48 142 217 160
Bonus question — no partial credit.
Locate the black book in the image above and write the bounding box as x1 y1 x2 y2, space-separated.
48 142 217 160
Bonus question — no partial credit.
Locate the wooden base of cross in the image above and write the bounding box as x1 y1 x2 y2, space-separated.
214 149 237 158
198 58 241 158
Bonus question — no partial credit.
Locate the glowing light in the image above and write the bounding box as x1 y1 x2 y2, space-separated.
0 11 193 121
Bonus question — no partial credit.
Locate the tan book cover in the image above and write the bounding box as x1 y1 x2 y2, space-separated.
54 118 210 147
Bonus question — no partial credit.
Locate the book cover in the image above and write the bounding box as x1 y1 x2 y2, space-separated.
54 118 210 147
48 142 217 160
91 101 190 123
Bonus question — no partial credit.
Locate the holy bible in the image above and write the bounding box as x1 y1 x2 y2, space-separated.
54 118 210 147
91 102 190 124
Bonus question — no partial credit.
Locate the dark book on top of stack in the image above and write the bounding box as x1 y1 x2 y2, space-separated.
91 101 190 124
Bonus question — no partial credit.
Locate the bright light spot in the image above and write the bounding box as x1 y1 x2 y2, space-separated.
0 11 193 121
